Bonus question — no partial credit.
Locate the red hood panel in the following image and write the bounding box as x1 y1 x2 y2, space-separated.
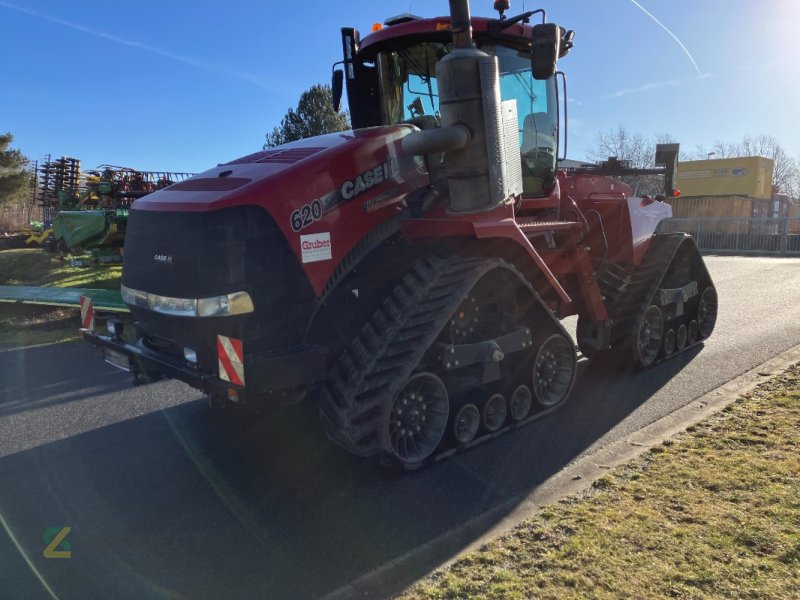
132 130 366 212
131 125 429 296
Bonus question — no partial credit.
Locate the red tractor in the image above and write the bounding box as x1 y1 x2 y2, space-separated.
85 1 717 469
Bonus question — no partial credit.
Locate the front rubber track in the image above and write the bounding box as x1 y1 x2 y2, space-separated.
318 255 575 469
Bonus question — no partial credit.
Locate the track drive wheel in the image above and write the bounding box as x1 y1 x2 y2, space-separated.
385 372 449 465
533 334 576 408
634 305 664 367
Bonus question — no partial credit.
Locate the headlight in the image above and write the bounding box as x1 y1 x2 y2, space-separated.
120 284 148 307
120 284 254 317
197 291 254 317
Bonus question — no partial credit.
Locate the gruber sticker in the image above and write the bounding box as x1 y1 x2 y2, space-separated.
301 232 332 263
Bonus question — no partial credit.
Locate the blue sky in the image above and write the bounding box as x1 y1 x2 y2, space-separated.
2 0 798 173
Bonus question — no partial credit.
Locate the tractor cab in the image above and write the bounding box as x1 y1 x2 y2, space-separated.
335 13 571 198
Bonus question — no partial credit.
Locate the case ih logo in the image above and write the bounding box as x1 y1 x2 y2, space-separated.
300 232 332 263
154 254 173 263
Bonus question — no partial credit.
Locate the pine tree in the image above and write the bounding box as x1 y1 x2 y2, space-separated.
265 84 350 148
0 133 30 206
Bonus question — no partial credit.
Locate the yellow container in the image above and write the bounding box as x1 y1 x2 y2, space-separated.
666 195 753 219
665 195 753 234
677 157 774 200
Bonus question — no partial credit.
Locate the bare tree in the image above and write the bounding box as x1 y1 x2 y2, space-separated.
586 125 676 196
685 134 799 198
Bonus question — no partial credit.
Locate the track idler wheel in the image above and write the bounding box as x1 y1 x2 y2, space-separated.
509 385 533 421
483 394 507 432
698 287 718 339
634 305 664 367
385 372 449 465
663 329 676 356
533 334 576 407
453 403 480 444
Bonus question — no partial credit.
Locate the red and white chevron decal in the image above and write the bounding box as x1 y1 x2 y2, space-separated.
79 295 95 331
217 335 245 386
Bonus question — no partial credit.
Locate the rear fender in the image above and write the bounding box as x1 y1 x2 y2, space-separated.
628 197 672 264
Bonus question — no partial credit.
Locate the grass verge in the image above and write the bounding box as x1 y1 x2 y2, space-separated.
0 305 82 348
0 249 125 346
400 365 800 599
0 248 121 289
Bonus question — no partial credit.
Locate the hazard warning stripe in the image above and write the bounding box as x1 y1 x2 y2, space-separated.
79 295 95 331
217 334 245 386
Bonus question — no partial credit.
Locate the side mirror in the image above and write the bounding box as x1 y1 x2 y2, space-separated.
332 69 344 112
531 23 560 80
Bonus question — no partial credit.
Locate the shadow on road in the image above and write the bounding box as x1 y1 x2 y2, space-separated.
0 345 702 599
0 342 130 418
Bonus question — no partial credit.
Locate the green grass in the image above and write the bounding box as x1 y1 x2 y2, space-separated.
0 248 121 289
400 365 800 600
0 248 124 346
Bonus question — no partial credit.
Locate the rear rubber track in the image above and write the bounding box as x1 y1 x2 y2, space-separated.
605 233 716 366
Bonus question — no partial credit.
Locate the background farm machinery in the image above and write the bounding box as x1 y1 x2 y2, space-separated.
28 156 193 256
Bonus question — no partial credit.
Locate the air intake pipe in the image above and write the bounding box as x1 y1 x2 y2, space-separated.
402 0 522 213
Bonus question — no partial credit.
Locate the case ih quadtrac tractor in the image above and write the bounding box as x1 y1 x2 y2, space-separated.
84 0 717 469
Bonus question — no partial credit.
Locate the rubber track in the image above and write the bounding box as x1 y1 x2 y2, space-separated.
606 233 713 365
318 255 572 467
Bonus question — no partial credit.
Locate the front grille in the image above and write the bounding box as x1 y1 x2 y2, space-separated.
123 205 317 369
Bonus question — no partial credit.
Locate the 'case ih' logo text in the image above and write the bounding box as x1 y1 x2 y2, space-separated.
340 163 391 200
154 254 173 263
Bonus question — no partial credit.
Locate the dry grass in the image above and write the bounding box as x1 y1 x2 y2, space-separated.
0 305 81 347
400 365 800 600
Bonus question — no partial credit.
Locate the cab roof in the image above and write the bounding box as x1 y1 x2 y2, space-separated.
357 16 534 59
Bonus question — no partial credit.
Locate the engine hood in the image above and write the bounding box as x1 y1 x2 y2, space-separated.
132 125 420 213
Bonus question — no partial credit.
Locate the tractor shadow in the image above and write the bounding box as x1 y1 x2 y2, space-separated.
0 345 702 599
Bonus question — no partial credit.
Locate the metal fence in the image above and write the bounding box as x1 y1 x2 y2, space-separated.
657 217 800 256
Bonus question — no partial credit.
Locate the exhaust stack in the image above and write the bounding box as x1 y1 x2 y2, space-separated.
403 0 522 213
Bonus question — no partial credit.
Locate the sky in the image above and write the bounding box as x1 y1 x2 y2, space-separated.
1 0 799 174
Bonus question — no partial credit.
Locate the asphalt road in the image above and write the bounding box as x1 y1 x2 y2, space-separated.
1 256 799 599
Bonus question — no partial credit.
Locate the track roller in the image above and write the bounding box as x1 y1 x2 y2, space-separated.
688 320 699 345
509 385 533 421
483 393 507 432
676 323 688 351
453 403 480 444
663 329 676 356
